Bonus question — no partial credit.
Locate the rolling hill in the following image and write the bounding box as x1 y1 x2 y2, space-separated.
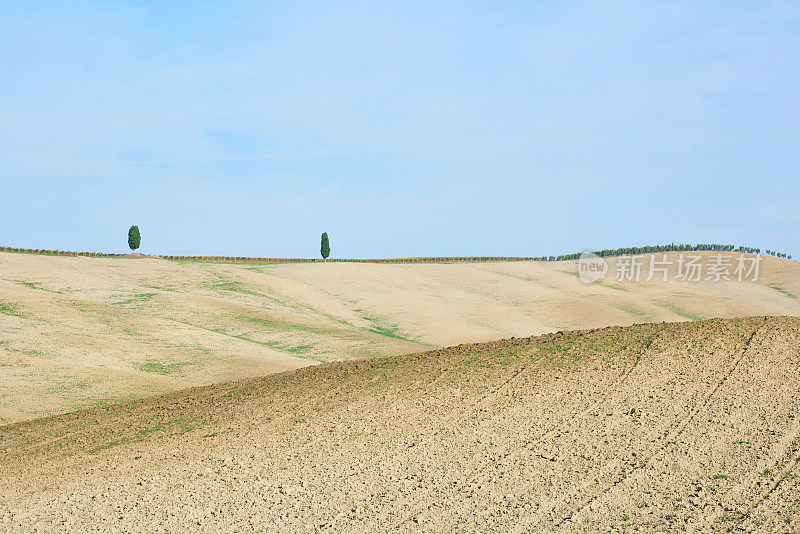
1 316 798 532
1 251 799 423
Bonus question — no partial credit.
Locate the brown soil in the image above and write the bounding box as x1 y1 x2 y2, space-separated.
1 316 798 532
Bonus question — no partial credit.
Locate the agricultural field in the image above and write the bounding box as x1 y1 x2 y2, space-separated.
1 316 798 531
1 251 799 423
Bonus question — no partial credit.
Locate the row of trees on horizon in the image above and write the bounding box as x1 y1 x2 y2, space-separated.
546 243 792 262
0 233 793 262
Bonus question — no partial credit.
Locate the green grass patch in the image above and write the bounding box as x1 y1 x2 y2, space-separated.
212 281 246 292
114 292 158 306
596 280 628 291
244 265 280 272
769 283 798 300
360 313 419 343
179 320 326 362
239 315 278 328
12 280 62 294
0 300 25 318
244 335 316 356
135 360 187 375
235 314 354 339
368 323 409 340
654 300 704 321
283 343 314 355
18 280 41 290
3 347 48 359
206 278 266 297
178 343 212 355
45 382 91 393
138 280 179 292
615 304 655 320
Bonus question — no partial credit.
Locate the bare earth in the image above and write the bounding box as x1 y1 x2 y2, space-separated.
1 252 798 423
0 316 798 532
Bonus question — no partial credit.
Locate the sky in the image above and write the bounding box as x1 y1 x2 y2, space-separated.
1 1 798 258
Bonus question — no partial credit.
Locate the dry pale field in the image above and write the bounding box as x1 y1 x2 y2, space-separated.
0 316 798 532
1 252 799 423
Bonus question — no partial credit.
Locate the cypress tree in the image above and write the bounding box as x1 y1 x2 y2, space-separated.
320 232 330 259
128 225 141 252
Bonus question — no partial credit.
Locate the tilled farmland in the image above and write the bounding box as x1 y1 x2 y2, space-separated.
1 316 798 532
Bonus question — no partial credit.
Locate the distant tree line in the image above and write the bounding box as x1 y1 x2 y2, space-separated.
542 243 792 262
157 255 540 263
0 242 793 263
0 246 123 258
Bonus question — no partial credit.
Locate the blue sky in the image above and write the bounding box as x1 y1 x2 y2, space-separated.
1 1 798 258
